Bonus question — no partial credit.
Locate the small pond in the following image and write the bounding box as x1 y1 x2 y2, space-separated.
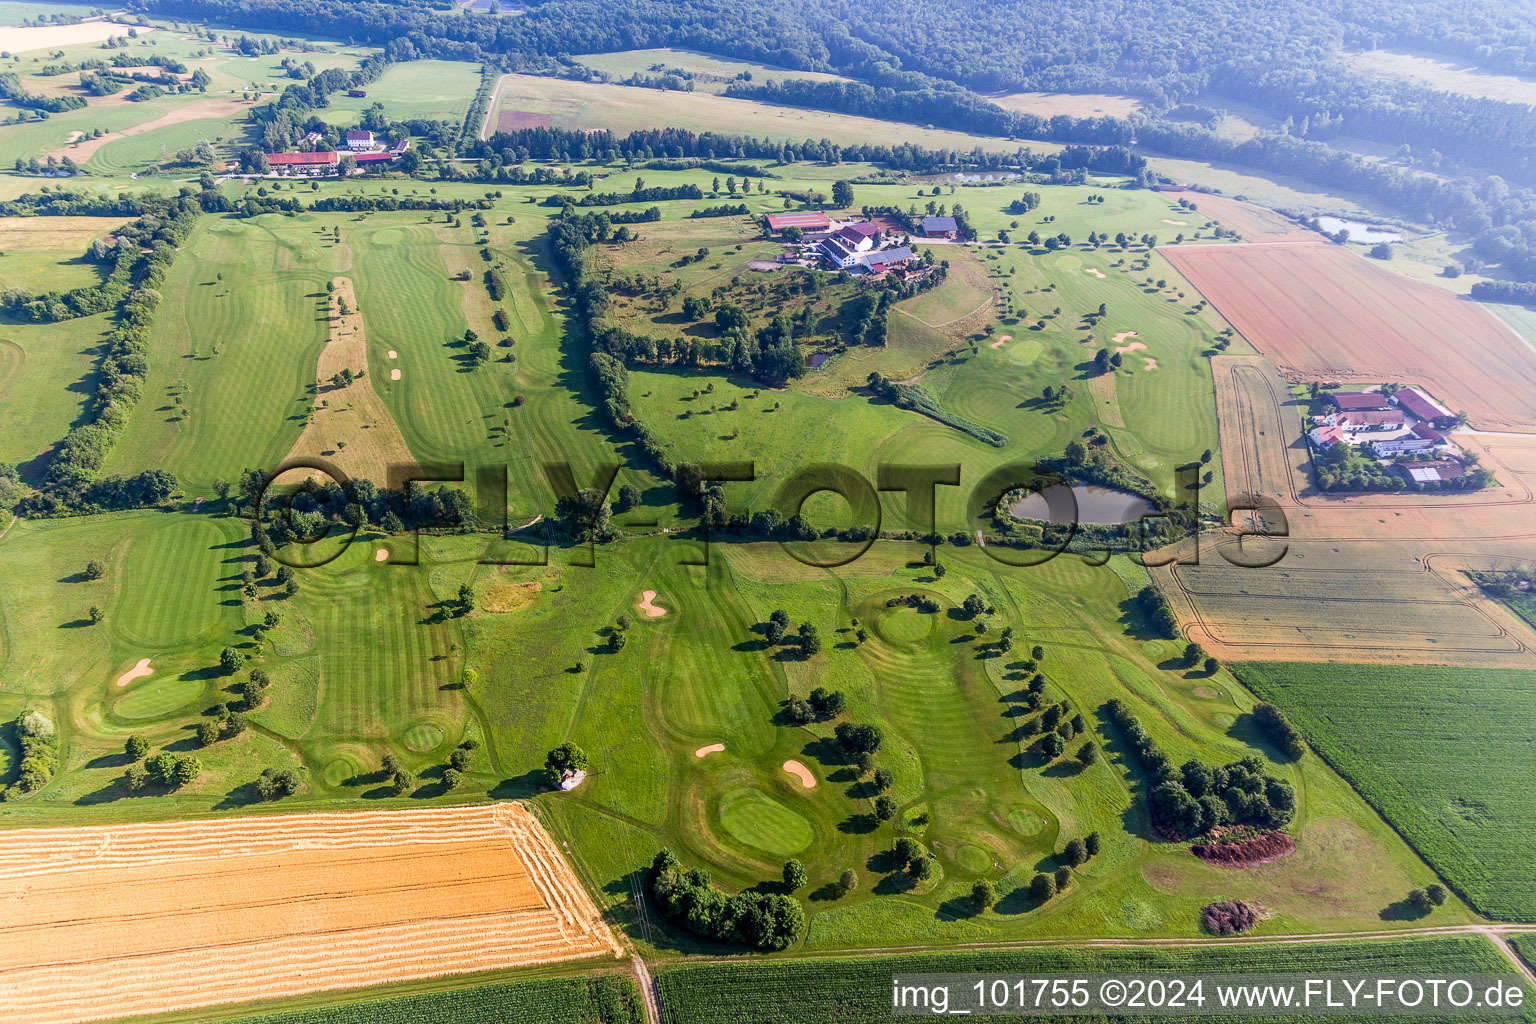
1008 484 1156 525
1316 216 1402 244
806 352 832 368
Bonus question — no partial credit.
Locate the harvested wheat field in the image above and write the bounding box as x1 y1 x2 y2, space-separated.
1160 190 1318 243
1167 243 1536 430
0 803 620 1024
7 21 151 52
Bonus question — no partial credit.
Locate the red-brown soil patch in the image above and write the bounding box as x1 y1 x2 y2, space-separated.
0 804 618 1023
1202 899 1265 935
1166 242 1536 430
1191 830 1296 867
497 110 554 131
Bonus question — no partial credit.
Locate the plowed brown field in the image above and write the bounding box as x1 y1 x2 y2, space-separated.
1165 242 1536 430
0 803 619 1023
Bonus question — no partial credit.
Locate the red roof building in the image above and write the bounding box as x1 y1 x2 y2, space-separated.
765 211 830 233
266 151 338 167
352 151 394 163
1391 387 1457 428
1330 391 1391 413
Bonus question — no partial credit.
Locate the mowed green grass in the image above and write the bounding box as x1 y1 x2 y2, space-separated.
545 541 1450 950
655 936 1536 1024
316 59 482 127
1235 661 1536 922
0 311 109 476
102 214 338 491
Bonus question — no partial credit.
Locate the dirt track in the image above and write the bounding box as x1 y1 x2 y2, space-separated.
0 804 619 1023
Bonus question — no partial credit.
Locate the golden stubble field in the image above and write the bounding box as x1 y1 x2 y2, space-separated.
1151 355 1536 667
0 803 620 1023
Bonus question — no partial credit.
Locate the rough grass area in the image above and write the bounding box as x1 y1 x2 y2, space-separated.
1235 661 1536 921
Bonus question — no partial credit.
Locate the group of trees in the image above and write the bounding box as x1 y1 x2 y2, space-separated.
123 748 203 792
649 849 805 950
0 710 59 798
782 685 845 724
1105 699 1295 840
866 372 1007 447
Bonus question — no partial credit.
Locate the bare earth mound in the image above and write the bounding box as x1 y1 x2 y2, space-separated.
0 803 619 1024
1202 899 1265 935
1192 830 1297 867
1166 243 1536 430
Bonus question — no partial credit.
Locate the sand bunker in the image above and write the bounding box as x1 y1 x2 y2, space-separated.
694 743 725 759
390 368 401 381
782 760 816 788
387 350 397 359
114 658 153 688
375 548 390 562
989 334 1013 349
1113 331 1139 344
1083 267 1107 279
1116 340 1147 354
1163 219 1189 226
638 590 667 617
1143 357 1159 370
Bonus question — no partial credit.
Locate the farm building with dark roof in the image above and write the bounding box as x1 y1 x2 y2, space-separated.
920 215 958 237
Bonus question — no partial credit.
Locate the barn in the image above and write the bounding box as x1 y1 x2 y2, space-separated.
765 211 830 235
920 215 959 238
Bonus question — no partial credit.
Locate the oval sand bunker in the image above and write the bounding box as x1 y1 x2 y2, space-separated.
387 350 397 359
695 743 725 758
114 658 154 688
782 760 817 788
390 368 401 381
638 590 667 617
375 548 390 562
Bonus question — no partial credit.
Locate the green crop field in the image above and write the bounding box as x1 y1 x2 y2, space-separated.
173 970 644 1024
1234 661 1536 922
655 936 1536 1023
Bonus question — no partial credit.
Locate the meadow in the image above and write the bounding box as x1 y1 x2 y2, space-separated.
0 310 110 477
575 48 852 94
315 59 483 127
1234 661 1536 921
486 73 1045 154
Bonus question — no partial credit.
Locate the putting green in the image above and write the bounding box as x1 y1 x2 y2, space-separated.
323 757 360 787
114 677 206 720
718 787 815 857
1007 339 1043 365
1007 809 1045 836
955 843 993 873
878 606 934 644
403 722 445 752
